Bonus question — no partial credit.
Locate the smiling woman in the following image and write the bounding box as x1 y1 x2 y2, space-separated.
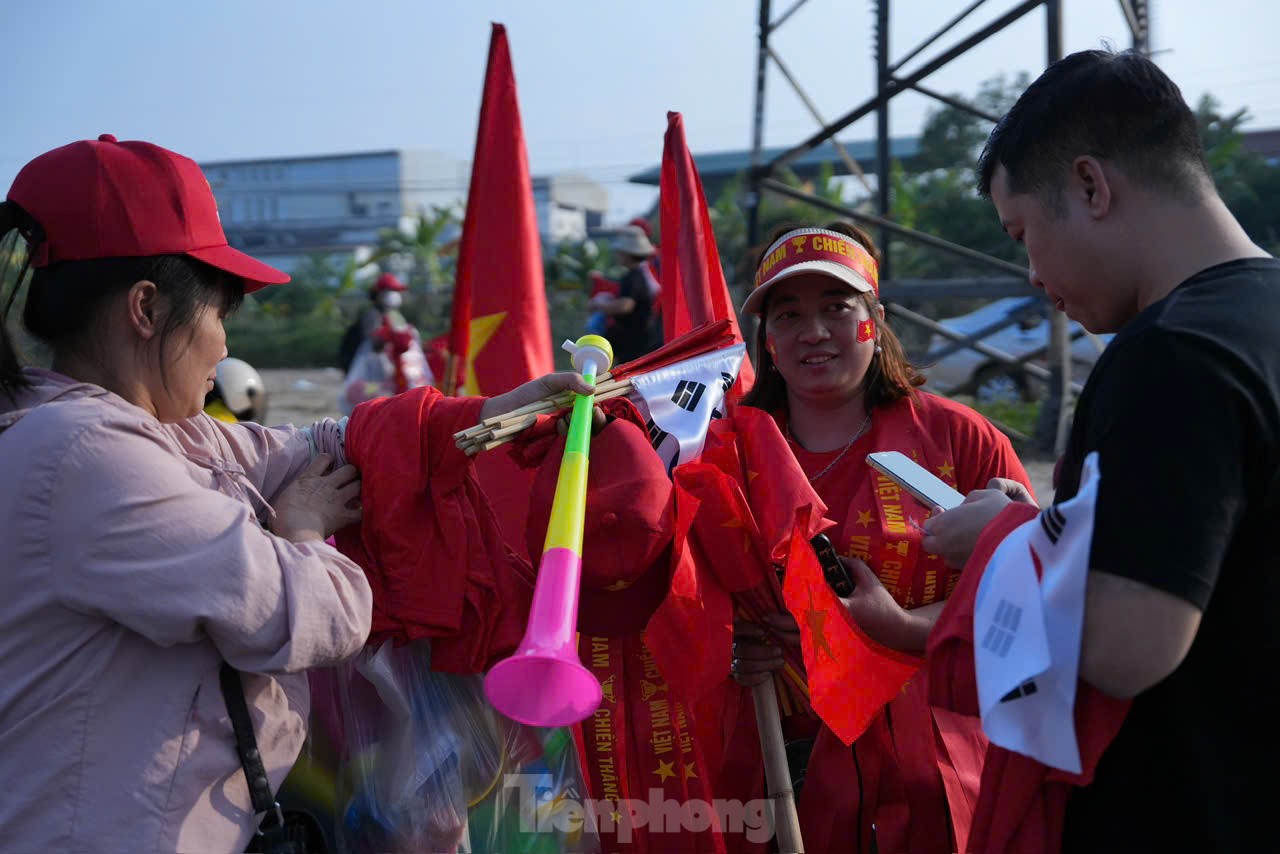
720 221 1035 853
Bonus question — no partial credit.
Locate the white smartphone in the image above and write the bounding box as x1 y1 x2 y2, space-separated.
865 451 965 511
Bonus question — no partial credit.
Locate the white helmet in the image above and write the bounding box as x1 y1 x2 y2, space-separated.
212 357 268 423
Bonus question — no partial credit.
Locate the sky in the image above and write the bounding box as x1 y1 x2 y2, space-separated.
4 1 1278 223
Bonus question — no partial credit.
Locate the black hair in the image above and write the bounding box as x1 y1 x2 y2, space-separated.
977 49 1210 206
0 200 244 401
740 220 925 414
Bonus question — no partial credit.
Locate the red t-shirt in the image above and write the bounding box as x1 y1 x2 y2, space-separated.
780 391 1032 608
777 391 1034 854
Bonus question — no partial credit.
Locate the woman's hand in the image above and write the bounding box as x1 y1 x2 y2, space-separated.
272 454 363 543
837 556 929 654
730 617 796 688
478 372 595 422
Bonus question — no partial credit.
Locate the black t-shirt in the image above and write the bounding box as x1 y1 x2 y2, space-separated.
610 266 660 363
1055 258 1280 852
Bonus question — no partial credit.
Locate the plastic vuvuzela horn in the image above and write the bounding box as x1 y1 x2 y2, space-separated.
483 334 613 727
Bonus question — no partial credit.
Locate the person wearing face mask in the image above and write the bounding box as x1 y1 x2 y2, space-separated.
338 272 407 373
339 271 433 413
719 221 1033 853
0 135 595 852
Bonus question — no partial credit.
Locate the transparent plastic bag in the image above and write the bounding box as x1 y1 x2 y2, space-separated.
327 640 599 853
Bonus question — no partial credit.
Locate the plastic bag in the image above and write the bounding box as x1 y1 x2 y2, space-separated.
325 640 599 853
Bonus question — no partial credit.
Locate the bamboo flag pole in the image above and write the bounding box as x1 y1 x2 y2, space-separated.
443 352 459 397
453 373 622 440
752 677 804 853
454 378 635 454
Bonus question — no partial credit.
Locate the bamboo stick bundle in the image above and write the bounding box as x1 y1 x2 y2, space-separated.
454 377 633 446
452 373 626 443
457 381 637 455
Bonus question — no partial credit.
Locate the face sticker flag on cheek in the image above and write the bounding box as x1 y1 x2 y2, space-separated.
857 319 876 343
766 331 778 357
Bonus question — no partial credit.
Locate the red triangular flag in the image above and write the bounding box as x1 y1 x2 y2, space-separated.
658 111 755 401
448 23 552 396
450 23 553 557
782 507 922 745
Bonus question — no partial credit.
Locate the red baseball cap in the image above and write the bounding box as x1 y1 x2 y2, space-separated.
5 134 288 292
372 272 407 292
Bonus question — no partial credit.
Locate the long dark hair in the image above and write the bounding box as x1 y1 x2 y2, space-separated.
0 200 244 401
740 220 925 413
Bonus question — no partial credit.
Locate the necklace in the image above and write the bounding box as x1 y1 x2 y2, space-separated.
788 410 873 482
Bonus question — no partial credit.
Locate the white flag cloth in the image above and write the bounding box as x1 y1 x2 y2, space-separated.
627 343 746 472
974 451 1101 773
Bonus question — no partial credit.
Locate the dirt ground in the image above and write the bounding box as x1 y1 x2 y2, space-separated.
261 368 1058 505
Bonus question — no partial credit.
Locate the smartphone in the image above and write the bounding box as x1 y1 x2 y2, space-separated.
865 450 965 511
810 533 855 596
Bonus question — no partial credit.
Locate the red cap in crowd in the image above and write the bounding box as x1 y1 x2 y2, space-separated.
372 272 408 292
5 134 289 292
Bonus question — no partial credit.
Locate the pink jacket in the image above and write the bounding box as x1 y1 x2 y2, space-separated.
0 369 372 852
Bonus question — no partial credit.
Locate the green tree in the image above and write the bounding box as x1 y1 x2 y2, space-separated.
1197 95 1280 252
912 73 1029 172
369 204 459 292
711 163 864 289
888 74 1033 279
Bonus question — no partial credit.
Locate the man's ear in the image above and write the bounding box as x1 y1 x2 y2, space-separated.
125 280 161 340
1072 156 1112 219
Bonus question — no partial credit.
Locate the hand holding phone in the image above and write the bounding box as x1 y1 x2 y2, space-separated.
865 451 965 511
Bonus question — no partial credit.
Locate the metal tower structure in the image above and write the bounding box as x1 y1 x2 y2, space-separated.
745 0 1150 449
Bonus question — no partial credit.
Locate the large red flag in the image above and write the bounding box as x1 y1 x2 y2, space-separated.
447 23 552 396
658 112 755 399
448 24 553 556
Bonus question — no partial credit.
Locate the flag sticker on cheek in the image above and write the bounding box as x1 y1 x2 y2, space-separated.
857 319 876 343
766 332 778 357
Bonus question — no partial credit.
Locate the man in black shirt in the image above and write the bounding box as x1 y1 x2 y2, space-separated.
593 225 662 363
923 49 1277 850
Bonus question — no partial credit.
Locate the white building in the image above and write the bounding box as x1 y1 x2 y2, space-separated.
201 150 607 273
533 173 608 246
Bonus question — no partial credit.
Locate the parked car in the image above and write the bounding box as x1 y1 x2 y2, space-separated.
920 297 1112 403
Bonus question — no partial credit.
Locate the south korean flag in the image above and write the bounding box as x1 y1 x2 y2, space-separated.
974 451 1101 774
628 343 747 474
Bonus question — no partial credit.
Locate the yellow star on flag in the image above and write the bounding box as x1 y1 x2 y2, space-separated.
654 759 677 782
683 762 699 780
937 461 956 480
805 586 837 661
856 509 874 527
460 311 508 396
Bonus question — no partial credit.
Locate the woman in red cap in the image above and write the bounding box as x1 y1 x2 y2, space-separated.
339 271 434 413
0 136 591 851
721 221 1034 853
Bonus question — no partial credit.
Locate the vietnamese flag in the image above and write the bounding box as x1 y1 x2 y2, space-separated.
658 112 755 401
447 23 552 395
449 23 553 557
782 507 922 745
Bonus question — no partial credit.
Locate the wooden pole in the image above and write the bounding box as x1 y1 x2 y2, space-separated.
443 352 459 397
752 677 804 853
